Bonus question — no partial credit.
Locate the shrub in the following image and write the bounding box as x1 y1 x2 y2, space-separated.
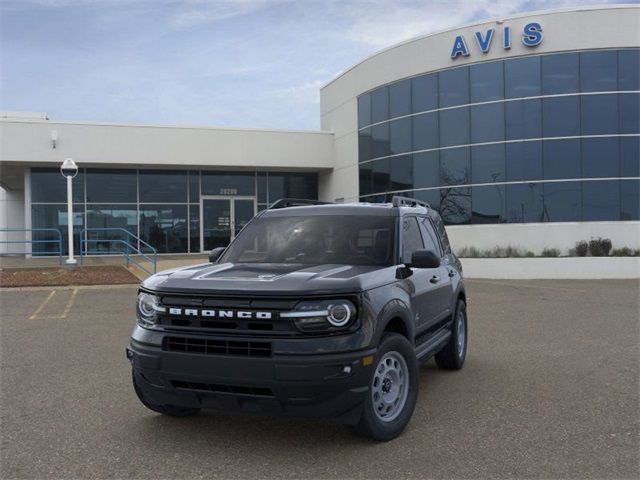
575 241 589 257
525 250 535 257
589 237 612 257
610 247 640 257
541 247 561 257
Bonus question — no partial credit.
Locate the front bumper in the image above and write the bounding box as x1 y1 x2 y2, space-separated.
127 327 376 424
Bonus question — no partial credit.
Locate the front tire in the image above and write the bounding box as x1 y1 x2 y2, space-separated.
353 333 419 441
435 299 467 370
132 370 200 417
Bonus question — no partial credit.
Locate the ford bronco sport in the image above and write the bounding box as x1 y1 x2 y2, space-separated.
127 196 468 441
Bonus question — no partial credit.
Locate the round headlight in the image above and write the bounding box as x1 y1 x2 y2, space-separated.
137 292 162 326
327 303 351 327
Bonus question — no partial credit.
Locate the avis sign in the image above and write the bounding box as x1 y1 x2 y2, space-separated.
450 22 543 59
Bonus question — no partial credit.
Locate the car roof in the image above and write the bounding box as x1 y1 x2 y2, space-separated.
260 202 435 218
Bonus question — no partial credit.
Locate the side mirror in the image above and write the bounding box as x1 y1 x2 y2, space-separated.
209 247 226 263
408 249 440 269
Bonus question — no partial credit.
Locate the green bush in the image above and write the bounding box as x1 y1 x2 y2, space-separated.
575 241 589 257
589 237 612 257
541 247 561 257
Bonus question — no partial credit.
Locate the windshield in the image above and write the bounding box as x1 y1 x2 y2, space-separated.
220 215 396 266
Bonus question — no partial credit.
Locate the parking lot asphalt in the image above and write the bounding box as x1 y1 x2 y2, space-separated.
1 279 638 479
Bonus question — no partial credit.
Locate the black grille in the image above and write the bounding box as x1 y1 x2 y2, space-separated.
171 380 274 397
163 336 272 357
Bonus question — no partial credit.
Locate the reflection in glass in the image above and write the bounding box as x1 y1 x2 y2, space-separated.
506 183 543 223
471 144 505 184
412 74 438 113
267 173 317 203
582 138 619 178
544 139 581 180
581 94 618 135
189 205 200 252
505 56 541 98
31 204 84 255
371 123 390 159
580 51 617 92
139 205 188 253
470 103 504 143
359 128 373 162
618 49 640 91
390 155 413 192
620 179 640 220
413 189 440 211
201 199 231 250
470 61 504 102
583 180 620 221
440 187 471 225
440 148 470 186
86 169 137 203
505 98 542 140
31 169 85 203
439 107 470 147
412 112 438 151
621 137 640 177
389 117 412 155
371 87 389 123
389 79 411 118
439 67 469 108
139 170 187 203
543 182 581 222
619 92 639 134
359 162 373 196
413 152 439 189
543 96 580 137
471 185 505 224
86 204 137 254
506 141 543 182
257 172 267 203
189 171 200 203
358 94 371 128
542 53 579 94
372 159 390 193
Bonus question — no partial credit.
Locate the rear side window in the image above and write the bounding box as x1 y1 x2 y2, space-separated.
419 217 442 256
402 217 424 264
432 215 451 253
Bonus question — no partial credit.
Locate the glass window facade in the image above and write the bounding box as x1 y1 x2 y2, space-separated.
31 168 318 255
358 48 639 224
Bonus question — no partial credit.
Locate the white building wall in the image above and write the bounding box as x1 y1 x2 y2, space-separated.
0 186 26 254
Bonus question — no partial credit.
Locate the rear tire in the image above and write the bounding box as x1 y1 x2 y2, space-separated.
435 299 467 370
132 370 200 417
352 333 419 441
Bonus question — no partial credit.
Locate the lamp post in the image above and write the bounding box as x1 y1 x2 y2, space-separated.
60 158 78 265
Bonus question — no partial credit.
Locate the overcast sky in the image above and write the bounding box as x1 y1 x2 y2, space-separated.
0 0 633 130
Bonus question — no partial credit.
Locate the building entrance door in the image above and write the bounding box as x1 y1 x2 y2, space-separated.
200 196 256 252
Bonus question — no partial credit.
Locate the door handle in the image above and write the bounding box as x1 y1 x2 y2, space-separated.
430 275 440 284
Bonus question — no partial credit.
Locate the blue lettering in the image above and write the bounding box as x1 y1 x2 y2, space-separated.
474 29 494 53
522 22 543 47
450 35 469 58
503 26 511 49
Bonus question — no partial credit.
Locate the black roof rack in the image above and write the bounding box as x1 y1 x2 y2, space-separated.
269 198 333 209
391 195 430 209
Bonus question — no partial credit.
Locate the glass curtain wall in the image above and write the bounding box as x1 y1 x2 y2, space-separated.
358 48 640 224
31 168 317 255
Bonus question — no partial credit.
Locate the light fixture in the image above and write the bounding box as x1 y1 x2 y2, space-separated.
51 130 58 149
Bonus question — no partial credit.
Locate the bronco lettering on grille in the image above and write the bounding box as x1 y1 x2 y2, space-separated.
167 308 272 320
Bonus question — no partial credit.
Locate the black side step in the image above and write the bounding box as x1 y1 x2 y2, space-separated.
415 328 451 362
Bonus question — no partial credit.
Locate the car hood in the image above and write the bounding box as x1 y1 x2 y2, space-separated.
141 262 397 296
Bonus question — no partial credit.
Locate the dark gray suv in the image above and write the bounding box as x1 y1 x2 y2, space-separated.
127 196 467 441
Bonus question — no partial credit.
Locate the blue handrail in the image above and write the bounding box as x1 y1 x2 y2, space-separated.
80 228 157 275
0 228 63 264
